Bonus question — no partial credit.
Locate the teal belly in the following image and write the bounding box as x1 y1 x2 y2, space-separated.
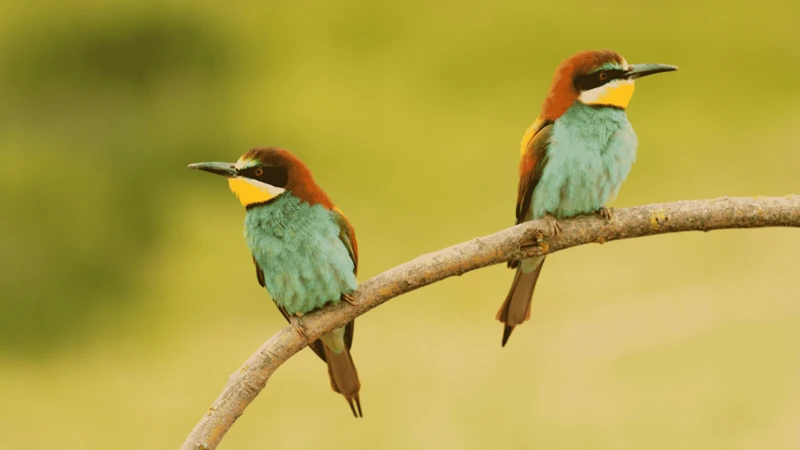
245 194 357 316
531 103 638 220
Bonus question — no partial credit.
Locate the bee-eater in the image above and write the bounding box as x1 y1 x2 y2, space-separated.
497 49 677 346
189 147 363 417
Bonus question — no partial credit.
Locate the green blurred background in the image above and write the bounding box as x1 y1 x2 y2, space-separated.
1 0 799 448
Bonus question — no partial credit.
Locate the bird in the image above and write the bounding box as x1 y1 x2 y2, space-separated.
497 49 677 346
189 147 363 417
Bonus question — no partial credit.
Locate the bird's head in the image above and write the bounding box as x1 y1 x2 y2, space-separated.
541 49 677 120
188 147 332 209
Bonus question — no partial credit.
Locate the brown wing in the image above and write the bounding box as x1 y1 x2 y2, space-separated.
331 207 358 275
509 118 552 269
330 207 358 350
253 255 266 288
515 117 553 224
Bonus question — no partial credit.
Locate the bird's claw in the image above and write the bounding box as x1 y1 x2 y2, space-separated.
544 213 562 236
342 293 357 305
290 315 309 339
598 206 614 220
520 214 562 249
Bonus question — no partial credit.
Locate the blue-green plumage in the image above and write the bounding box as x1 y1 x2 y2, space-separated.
531 102 637 220
500 104 639 345
189 146 365 417
498 49 675 347
244 193 357 316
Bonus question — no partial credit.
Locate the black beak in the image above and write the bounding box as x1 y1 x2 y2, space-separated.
627 63 678 80
187 162 237 177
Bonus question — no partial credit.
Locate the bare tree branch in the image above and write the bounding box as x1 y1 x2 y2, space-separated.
181 195 800 450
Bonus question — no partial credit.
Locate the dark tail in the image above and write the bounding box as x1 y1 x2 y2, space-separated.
496 256 545 346
323 343 362 417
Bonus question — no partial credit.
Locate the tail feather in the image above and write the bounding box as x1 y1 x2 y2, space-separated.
496 256 545 346
323 338 362 418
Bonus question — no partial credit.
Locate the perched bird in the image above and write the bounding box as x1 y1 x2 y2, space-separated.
189 147 363 417
497 50 677 346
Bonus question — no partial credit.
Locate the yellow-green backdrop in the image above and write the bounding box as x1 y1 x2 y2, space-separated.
1 1 798 449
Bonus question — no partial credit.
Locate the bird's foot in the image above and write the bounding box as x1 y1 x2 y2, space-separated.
520 214 562 249
341 293 357 306
290 315 310 340
597 206 614 220
544 213 563 236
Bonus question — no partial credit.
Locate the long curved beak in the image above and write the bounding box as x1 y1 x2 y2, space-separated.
627 63 678 79
188 162 237 177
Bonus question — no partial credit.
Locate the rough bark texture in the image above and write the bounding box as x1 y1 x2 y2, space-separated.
181 195 800 450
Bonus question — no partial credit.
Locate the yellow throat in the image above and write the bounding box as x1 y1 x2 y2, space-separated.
228 177 283 207
580 79 636 109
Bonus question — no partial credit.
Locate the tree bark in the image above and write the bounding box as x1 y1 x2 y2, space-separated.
181 195 800 450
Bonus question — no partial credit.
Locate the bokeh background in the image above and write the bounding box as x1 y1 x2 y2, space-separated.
1 0 799 448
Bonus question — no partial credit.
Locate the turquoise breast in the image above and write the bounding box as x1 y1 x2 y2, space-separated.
244 193 357 316
531 102 638 220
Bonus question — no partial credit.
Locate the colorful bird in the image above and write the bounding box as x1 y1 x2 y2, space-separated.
498 50 677 346
189 147 363 417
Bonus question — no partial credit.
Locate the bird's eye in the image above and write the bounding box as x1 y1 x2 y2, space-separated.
599 71 608 80
254 168 264 176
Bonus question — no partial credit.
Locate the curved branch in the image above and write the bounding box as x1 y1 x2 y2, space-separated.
181 195 800 450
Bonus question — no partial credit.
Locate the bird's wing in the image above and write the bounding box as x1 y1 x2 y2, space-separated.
252 255 266 288
251 255 329 362
509 118 552 270
331 207 359 276
330 207 358 350
515 117 553 225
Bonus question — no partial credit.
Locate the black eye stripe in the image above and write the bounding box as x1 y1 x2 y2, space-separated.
573 69 629 92
240 166 289 188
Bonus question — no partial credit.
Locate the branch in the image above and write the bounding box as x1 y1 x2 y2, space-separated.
181 195 800 450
